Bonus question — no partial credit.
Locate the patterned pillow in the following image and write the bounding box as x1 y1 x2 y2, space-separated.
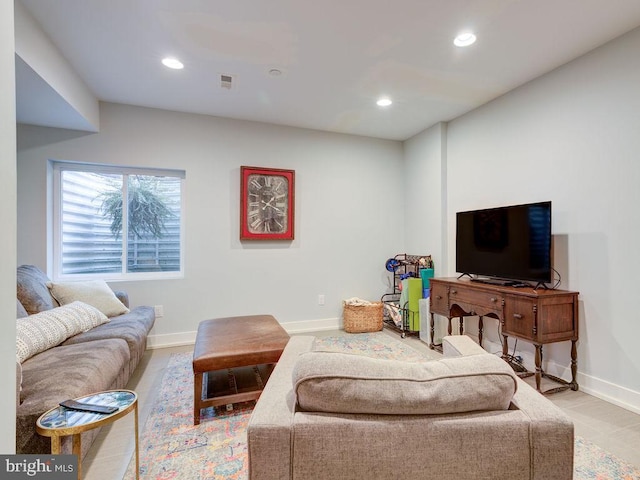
47 280 130 317
16 301 110 363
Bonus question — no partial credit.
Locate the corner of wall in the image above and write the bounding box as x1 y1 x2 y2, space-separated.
14 0 99 131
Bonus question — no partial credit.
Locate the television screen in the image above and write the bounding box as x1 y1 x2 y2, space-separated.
456 201 552 284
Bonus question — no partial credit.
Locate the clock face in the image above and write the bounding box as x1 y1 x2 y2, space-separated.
240 166 295 240
246 173 289 234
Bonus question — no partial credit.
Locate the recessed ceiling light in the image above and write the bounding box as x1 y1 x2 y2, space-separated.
162 57 184 69
268 68 283 77
454 32 477 47
376 98 392 107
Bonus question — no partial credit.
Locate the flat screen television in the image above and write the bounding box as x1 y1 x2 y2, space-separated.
456 201 552 285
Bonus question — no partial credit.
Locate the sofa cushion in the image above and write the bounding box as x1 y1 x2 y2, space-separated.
443 334 487 357
293 351 518 415
61 306 155 376
48 280 130 317
16 301 110 363
17 265 56 314
17 338 130 455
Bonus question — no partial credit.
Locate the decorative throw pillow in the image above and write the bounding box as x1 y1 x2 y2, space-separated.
47 280 130 317
16 301 110 363
17 265 57 314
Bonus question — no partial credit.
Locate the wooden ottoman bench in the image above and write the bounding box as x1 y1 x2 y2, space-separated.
192 314 290 425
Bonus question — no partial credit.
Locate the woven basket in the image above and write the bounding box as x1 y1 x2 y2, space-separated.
343 302 384 333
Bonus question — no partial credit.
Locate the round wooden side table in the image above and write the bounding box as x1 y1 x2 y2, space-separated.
36 389 139 480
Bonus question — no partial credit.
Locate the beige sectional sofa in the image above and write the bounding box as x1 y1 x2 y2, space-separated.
247 334 574 480
15 265 155 458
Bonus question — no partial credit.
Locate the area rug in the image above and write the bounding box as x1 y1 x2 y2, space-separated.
123 332 640 480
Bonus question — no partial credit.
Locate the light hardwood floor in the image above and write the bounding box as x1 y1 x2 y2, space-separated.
81 330 640 480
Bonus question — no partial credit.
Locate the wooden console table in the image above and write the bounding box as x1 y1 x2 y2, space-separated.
429 277 579 394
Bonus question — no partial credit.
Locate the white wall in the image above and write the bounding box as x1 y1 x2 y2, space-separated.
404 122 450 345
404 122 447 272
17 103 405 345
1 0 17 454
443 27 640 412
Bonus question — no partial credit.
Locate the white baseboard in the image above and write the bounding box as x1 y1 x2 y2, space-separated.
577 372 640 415
280 317 340 334
147 331 196 349
146 317 341 349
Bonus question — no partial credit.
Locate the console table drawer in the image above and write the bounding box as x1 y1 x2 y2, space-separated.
430 283 449 315
503 298 535 339
449 288 502 311
503 294 578 343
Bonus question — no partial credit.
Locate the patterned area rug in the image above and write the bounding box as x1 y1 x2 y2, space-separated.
124 332 640 480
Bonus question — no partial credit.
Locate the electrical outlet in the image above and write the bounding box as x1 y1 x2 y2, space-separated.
154 305 164 318
318 294 325 306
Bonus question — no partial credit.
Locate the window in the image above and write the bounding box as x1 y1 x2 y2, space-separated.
51 161 185 280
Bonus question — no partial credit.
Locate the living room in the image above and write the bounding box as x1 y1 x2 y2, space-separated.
3 0 640 475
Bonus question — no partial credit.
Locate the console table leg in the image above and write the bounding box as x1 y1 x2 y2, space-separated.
447 317 452 336
429 313 435 349
501 334 508 360
570 339 579 390
535 344 543 392
459 317 464 335
478 316 484 348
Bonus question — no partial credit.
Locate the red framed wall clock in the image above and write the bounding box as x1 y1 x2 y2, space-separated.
240 166 295 240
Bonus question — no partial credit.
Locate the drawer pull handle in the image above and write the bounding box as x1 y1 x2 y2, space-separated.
451 290 457 294
513 313 523 319
436 295 442 300
490 297 497 302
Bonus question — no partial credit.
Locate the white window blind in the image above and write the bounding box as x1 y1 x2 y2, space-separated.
51 161 185 280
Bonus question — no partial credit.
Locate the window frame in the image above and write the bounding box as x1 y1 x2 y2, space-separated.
50 160 186 282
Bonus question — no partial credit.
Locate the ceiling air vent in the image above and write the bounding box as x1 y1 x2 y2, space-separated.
220 74 234 90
